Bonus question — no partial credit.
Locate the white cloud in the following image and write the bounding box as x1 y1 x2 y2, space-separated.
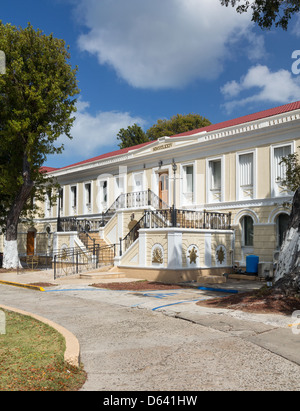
58 100 146 158
292 14 300 37
221 65 300 113
75 0 257 89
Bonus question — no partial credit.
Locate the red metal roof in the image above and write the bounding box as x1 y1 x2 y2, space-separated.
46 101 300 172
170 101 300 138
40 166 59 173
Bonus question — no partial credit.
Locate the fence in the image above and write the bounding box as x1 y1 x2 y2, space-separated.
120 207 232 255
53 243 116 279
57 189 169 232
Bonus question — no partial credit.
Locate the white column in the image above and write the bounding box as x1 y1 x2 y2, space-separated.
167 230 182 269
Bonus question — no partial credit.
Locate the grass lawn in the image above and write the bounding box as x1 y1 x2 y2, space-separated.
0 310 86 391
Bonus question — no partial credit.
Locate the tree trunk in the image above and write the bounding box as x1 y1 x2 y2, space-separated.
274 187 300 295
2 155 34 269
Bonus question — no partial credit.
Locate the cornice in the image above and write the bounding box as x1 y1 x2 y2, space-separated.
47 108 300 179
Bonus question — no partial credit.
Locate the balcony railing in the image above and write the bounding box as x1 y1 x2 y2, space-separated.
57 189 169 232
120 207 232 254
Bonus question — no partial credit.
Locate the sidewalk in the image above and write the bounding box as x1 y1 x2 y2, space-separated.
1 268 300 372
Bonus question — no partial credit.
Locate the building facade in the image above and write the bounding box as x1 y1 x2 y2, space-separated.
2 101 300 282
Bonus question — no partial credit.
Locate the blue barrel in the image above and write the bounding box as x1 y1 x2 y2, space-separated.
246 255 259 274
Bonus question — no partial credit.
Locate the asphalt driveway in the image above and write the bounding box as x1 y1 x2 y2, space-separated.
1 279 300 391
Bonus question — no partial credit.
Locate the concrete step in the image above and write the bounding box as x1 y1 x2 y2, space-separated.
196 275 227 285
80 271 126 280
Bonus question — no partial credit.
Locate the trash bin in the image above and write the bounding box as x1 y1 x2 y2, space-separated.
246 255 259 274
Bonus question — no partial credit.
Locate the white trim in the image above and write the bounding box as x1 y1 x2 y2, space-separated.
268 205 291 224
152 164 172 206
132 171 144 192
167 231 182 269
236 148 257 201
58 186 65 217
180 160 196 207
83 180 93 215
45 189 52 218
233 208 260 225
96 174 111 213
270 141 295 198
69 184 78 216
206 155 225 204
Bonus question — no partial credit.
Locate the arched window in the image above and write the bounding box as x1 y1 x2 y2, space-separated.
276 213 289 248
241 215 254 247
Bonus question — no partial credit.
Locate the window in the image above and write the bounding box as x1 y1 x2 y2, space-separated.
210 160 221 190
70 186 77 214
45 189 52 217
59 188 64 216
242 216 254 247
208 158 222 203
84 183 92 214
237 152 254 200
182 164 194 204
274 145 291 182
272 144 292 197
85 183 91 205
277 213 289 248
133 173 143 192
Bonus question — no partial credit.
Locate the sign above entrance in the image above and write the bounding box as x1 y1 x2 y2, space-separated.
153 143 173 152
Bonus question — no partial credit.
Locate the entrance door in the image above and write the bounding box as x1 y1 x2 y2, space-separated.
27 231 35 256
159 172 169 207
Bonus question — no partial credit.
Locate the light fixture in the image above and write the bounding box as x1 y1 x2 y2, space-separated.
172 159 177 172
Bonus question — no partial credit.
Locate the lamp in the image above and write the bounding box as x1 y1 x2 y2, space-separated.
172 159 177 209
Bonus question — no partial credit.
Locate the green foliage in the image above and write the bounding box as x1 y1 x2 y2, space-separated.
146 113 211 141
117 113 211 149
117 123 148 149
0 22 79 230
279 150 300 192
220 0 300 30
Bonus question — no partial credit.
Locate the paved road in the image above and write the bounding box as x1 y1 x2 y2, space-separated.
1 281 300 391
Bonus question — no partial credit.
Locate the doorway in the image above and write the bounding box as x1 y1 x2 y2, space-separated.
27 231 35 256
159 171 169 207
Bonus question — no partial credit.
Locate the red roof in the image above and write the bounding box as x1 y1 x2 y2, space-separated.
46 101 300 172
40 166 59 173
170 101 300 138
58 141 152 171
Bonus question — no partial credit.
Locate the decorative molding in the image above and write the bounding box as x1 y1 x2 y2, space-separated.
151 243 164 267
186 244 200 267
215 244 227 266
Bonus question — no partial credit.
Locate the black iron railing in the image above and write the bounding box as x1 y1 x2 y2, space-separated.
53 243 117 279
57 189 169 232
119 207 232 255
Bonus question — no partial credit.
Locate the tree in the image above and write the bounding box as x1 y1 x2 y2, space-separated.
279 151 300 192
117 124 148 149
117 114 211 149
0 22 79 268
273 150 300 294
220 0 300 30
146 113 211 141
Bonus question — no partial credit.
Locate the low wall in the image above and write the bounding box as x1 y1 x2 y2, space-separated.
116 266 232 283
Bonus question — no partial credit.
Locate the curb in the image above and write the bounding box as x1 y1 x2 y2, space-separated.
0 304 81 368
0 280 45 292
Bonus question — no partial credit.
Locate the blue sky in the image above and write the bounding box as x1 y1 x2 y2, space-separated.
1 0 300 168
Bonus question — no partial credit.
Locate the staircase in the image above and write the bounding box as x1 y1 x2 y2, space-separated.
78 231 115 265
77 231 126 280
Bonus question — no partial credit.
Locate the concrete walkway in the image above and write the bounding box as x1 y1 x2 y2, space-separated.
1 269 300 391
